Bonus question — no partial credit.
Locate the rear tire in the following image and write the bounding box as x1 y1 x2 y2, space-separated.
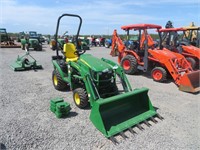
151 67 167 82
186 57 196 69
73 88 88 109
120 55 137 74
38 44 42 51
52 69 68 91
105 42 110 48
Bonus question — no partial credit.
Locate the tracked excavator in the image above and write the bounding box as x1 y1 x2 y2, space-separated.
110 24 200 93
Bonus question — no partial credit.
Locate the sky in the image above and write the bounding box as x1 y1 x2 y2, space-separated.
0 0 199 35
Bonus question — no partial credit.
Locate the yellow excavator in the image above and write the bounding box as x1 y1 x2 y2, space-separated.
183 22 200 47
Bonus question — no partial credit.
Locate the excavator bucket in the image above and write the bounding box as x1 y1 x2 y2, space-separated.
179 70 200 93
90 87 160 138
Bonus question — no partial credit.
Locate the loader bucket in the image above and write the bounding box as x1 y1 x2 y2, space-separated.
179 70 200 93
90 87 158 138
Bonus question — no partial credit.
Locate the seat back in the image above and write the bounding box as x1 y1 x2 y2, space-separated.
63 43 78 62
140 30 155 49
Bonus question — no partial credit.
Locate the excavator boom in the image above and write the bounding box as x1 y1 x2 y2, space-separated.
110 30 126 57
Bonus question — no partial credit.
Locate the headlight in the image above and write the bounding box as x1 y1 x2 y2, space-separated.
91 69 114 81
112 65 118 70
102 68 109 73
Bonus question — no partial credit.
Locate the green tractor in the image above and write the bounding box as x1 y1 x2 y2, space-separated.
78 37 90 50
50 37 65 50
52 14 162 141
20 31 42 51
17 32 25 42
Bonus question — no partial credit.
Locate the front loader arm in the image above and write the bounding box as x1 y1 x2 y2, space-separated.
69 61 100 105
52 60 68 83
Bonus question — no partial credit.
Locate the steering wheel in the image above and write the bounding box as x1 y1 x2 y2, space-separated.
74 49 86 56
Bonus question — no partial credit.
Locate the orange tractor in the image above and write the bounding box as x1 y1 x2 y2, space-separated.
110 24 200 93
158 27 200 69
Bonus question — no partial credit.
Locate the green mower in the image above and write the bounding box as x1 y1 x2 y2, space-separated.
51 14 163 142
10 48 42 71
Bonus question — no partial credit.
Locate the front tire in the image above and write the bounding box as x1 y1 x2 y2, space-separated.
52 69 68 91
151 67 167 82
38 44 42 51
73 88 88 109
120 55 137 74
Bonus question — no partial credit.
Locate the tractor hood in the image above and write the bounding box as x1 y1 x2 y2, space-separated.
182 45 200 59
29 38 39 42
149 48 182 60
79 54 112 72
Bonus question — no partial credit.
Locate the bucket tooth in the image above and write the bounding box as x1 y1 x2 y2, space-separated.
144 120 151 127
136 124 144 130
119 131 128 139
128 128 137 135
150 117 158 123
156 114 164 120
109 136 118 144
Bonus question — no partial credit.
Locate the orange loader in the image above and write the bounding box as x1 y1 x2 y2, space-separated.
158 27 200 70
110 24 200 93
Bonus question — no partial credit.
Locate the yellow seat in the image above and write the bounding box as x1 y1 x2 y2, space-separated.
63 43 78 62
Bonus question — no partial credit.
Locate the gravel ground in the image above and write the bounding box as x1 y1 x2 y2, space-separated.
0 44 199 150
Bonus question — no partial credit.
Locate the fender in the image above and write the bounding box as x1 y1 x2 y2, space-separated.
52 60 69 83
124 50 140 61
69 61 99 103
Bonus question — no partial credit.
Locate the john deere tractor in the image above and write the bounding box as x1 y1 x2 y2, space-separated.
20 31 42 51
51 14 162 141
